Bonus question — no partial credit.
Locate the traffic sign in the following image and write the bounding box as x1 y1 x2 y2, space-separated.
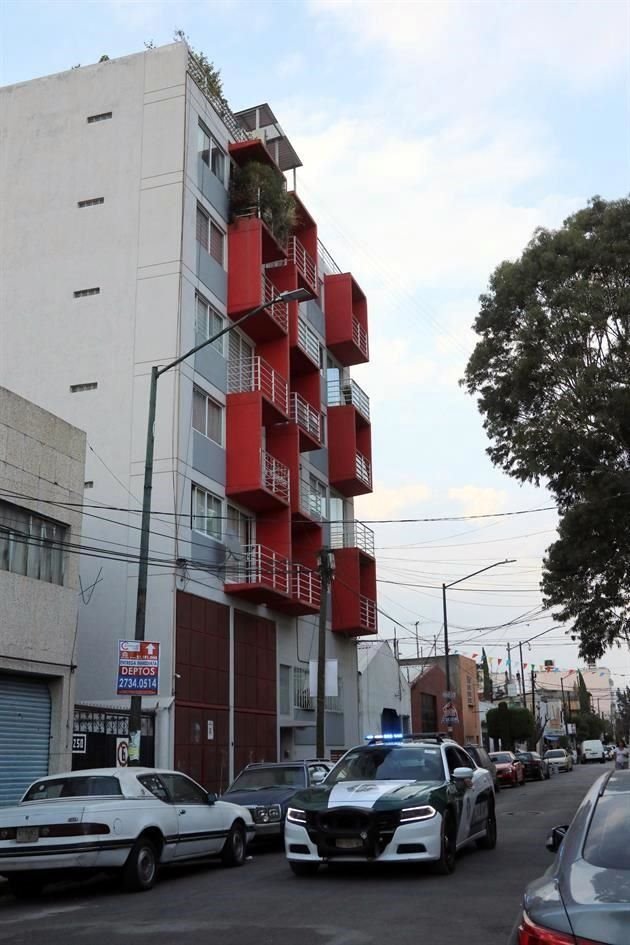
117 640 160 695
441 701 459 725
116 738 129 767
72 733 86 754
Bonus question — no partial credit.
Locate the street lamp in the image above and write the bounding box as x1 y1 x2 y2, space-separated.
127 287 311 763
441 559 516 736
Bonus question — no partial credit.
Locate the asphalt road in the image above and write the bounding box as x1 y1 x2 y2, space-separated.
0 763 608 945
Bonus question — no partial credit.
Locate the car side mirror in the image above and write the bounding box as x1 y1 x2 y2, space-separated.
546 825 568 852
452 766 474 782
311 771 327 784
207 792 218 805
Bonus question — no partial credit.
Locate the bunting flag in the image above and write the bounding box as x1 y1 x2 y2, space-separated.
489 656 495 663
497 658 503 666
524 663 528 669
471 652 479 659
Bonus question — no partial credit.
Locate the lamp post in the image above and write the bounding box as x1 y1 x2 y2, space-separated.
315 547 336 758
127 287 311 764
441 559 516 736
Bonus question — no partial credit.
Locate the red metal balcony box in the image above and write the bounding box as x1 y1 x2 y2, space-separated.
324 273 369 366
331 547 377 636
224 543 290 605
228 217 288 341
327 405 372 497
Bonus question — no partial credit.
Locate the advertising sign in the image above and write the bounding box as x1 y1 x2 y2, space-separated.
117 640 160 695
441 701 459 725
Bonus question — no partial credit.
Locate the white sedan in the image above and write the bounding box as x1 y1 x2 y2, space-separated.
0 767 255 896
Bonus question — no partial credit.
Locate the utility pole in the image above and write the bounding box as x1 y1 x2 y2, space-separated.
531 666 537 721
127 287 311 764
507 642 512 683
519 642 526 707
315 548 335 758
559 675 569 736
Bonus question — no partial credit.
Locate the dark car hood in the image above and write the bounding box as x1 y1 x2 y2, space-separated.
560 858 630 945
221 786 299 808
290 779 448 813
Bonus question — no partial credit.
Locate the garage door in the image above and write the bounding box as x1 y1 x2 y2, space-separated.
0 674 51 806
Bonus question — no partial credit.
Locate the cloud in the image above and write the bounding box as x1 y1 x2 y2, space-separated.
356 482 432 520
448 486 508 517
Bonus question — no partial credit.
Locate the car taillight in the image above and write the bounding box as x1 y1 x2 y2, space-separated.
40 823 110 838
518 912 604 945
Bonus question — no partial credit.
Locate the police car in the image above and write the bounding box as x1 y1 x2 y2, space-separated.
284 735 496 875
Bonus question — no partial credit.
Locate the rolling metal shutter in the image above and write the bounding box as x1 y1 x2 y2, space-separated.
0 674 51 806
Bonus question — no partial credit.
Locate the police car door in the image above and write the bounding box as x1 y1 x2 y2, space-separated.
445 746 483 846
459 747 491 841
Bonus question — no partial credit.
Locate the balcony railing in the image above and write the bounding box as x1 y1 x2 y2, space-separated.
292 565 321 608
360 595 377 631
290 393 321 443
293 667 343 712
327 377 370 423
356 451 372 488
352 316 369 359
227 356 288 414
226 544 289 594
299 477 325 520
330 520 375 558
317 238 342 276
187 50 250 142
296 316 321 367
261 450 290 503
287 236 317 294
261 273 288 333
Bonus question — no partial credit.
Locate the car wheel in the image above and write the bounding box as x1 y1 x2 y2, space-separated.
432 813 456 875
7 875 45 899
476 804 497 850
221 822 246 868
537 769 544 781
289 861 320 877
494 780 500 793
122 834 159 892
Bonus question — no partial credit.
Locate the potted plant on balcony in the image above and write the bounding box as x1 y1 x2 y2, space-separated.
230 161 297 246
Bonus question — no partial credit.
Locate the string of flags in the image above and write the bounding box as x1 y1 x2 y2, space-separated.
456 654 598 675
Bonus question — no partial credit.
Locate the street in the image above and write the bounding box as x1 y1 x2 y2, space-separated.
0 764 606 945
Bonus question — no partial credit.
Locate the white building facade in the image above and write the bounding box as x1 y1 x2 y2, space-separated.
0 43 377 791
0 386 86 804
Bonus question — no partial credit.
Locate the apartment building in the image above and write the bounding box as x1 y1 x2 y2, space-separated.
0 42 377 791
0 386 86 804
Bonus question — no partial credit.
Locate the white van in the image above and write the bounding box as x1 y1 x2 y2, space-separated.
580 739 605 763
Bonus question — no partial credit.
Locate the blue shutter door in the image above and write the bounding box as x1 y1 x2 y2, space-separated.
0 674 51 806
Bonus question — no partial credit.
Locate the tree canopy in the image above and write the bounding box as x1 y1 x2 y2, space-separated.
463 197 630 660
486 701 534 748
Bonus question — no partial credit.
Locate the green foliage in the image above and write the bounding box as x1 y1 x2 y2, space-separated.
463 196 630 660
174 29 224 103
615 687 630 739
481 649 493 701
486 701 534 749
574 710 611 742
99 55 110 62
577 672 591 713
230 161 297 246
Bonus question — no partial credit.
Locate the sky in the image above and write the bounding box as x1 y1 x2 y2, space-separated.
2 0 630 696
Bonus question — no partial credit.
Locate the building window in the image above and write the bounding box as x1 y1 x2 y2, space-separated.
466 674 475 707
195 293 225 355
87 112 112 123
309 474 327 519
84 481 94 489
73 288 100 298
293 667 313 711
77 197 105 208
70 382 98 392
420 692 437 732
0 500 65 585
196 203 209 247
226 505 253 548
191 484 222 540
192 386 223 444
197 121 226 184
209 221 224 265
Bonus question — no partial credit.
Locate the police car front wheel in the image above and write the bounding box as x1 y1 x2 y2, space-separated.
432 814 456 875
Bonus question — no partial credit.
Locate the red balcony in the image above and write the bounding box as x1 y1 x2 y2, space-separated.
289 392 322 451
330 520 375 559
231 272 289 342
331 547 377 637
324 272 369 366
228 356 288 422
225 544 290 604
327 375 370 425
327 404 373 497
290 312 321 374
287 236 318 297
228 216 288 342
274 564 321 617
226 445 290 512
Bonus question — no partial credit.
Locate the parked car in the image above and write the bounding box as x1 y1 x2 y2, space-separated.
604 744 616 762
544 748 573 773
581 738 606 764
508 769 630 944
222 760 333 839
284 736 496 876
0 767 255 897
465 744 500 791
489 751 525 787
514 750 549 781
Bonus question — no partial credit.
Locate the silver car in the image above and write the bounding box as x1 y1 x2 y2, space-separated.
509 769 630 944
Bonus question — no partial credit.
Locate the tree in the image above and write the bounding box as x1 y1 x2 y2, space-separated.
463 197 630 660
480 648 493 701
230 162 297 246
486 701 534 748
576 671 591 713
614 686 630 740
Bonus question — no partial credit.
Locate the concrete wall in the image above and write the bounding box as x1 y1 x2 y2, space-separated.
358 641 411 739
0 386 86 774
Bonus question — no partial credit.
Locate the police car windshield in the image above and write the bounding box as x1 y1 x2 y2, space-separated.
327 747 445 783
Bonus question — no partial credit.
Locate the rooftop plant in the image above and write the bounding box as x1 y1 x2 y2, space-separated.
230 161 297 246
